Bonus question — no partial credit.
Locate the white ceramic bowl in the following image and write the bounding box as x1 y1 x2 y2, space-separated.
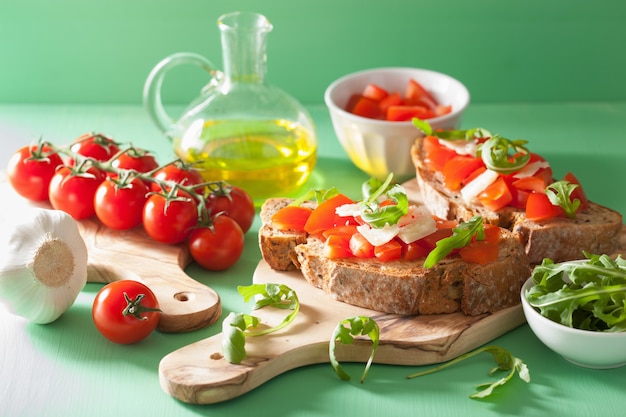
324 67 470 182
521 277 626 369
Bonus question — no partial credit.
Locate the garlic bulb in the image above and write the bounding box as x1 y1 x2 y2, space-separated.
0 208 88 324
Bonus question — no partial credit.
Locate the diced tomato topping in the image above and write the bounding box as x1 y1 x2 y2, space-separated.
477 177 513 211
304 193 355 236
442 155 485 191
482 224 501 244
374 239 403 262
459 240 499 265
525 192 565 222
420 227 454 250
402 240 432 261
322 224 359 239
349 232 375 258
462 166 487 187
270 205 313 231
324 234 354 259
562 171 589 210
422 135 458 172
511 175 548 194
362 83 389 101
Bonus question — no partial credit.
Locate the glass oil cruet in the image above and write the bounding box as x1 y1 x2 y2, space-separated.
143 11 317 202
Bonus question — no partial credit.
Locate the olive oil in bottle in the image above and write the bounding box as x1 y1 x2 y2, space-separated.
174 119 317 201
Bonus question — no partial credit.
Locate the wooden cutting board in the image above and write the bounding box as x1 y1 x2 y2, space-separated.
0 174 221 333
157 180 626 404
158 261 526 404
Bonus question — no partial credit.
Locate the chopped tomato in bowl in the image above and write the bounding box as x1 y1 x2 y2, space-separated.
324 67 470 181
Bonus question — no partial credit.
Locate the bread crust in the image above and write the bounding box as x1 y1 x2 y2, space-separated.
411 136 623 264
259 198 531 316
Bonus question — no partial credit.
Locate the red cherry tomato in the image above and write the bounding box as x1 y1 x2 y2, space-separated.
92 280 161 344
188 215 245 271
150 162 204 193
48 165 105 219
7 143 64 201
142 192 198 244
111 148 159 173
205 185 255 233
94 176 149 230
70 133 120 163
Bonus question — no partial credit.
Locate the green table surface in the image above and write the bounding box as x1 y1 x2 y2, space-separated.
1 102 625 417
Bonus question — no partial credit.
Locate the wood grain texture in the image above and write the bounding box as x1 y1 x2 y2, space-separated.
158 261 526 404
0 175 221 333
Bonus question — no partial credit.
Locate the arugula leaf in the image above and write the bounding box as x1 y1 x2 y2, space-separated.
478 135 530 174
238 283 300 336
526 253 626 331
412 118 433 136
221 312 260 364
221 283 300 364
423 216 485 268
545 180 581 219
411 118 492 142
406 345 530 399
361 176 393 201
359 183 409 229
290 187 340 206
329 316 380 383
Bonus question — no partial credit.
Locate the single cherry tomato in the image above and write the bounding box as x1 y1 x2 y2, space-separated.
142 191 198 244
70 133 120 163
48 165 105 219
111 148 159 174
94 175 149 230
7 143 64 201
150 161 205 193
205 185 255 233
92 280 161 344
188 215 245 271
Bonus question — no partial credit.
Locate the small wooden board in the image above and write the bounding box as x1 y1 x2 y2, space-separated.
0 175 221 333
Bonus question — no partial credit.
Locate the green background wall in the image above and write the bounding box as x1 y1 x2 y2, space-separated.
1 0 625 106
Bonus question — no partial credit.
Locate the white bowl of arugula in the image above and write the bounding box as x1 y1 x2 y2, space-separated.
324 67 470 182
521 253 626 369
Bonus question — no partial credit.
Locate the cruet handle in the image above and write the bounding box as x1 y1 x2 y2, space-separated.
142 52 221 136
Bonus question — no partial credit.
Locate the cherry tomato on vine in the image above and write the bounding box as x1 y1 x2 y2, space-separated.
70 133 120 163
142 191 198 244
205 185 255 233
111 148 159 174
150 162 204 193
94 175 149 230
48 165 105 219
7 143 64 201
188 215 245 271
92 280 161 344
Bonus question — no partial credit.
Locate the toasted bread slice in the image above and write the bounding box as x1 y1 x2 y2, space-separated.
411 136 623 264
259 197 531 316
259 198 315 271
